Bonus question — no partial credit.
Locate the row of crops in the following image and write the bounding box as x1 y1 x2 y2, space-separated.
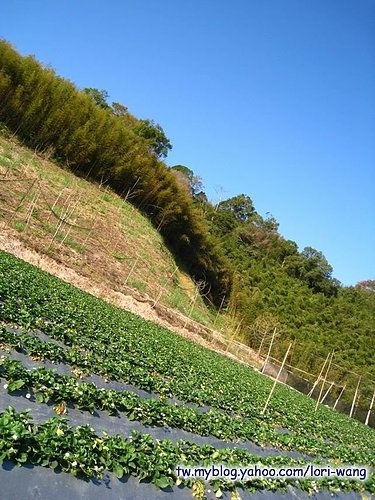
0 250 374 497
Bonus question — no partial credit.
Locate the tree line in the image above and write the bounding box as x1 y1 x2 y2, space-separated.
0 40 230 304
172 168 374 405
1 40 373 405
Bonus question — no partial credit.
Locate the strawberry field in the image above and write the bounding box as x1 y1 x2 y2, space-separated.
0 250 374 499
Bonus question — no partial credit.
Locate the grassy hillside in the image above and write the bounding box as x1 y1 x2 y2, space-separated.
196 195 375 415
0 251 374 498
0 39 373 426
0 130 224 331
0 40 230 304
0 103 374 425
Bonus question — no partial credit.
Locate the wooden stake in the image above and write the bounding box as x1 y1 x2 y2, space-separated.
213 294 226 328
315 351 334 411
261 327 277 374
365 389 375 426
333 384 346 410
350 376 361 418
225 320 243 352
320 381 334 404
261 343 292 414
184 288 199 329
307 351 331 397
125 254 140 285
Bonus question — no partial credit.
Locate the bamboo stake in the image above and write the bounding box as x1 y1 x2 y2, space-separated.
219 312 233 336
234 319 243 337
261 327 277 374
153 285 165 309
261 343 292 414
350 377 361 418
315 351 334 411
213 294 226 328
333 384 346 410
225 319 243 352
307 351 331 397
48 192 73 247
8 178 37 223
59 197 81 247
320 381 334 404
365 389 375 426
124 176 140 202
156 215 165 232
46 188 65 223
82 219 96 247
25 189 40 228
49 202 72 245
3 158 17 178
125 254 140 285
257 329 267 356
152 265 179 309
184 288 199 329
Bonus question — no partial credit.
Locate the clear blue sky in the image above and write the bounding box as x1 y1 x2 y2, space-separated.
2 0 374 285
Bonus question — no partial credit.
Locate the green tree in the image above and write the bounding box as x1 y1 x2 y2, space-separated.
284 246 338 296
133 119 172 158
83 88 110 109
170 165 204 197
218 194 255 223
111 101 128 116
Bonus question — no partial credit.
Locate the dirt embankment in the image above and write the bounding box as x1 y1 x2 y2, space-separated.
0 228 263 370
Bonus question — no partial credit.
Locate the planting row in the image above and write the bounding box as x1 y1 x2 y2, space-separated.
0 251 374 462
0 356 368 465
1 406 373 497
0 355 271 445
0 336 374 465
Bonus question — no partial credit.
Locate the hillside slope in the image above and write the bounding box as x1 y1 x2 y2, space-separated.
0 38 373 424
0 40 230 304
0 131 231 336
194 193 375 416
0 250 374 498
1 126 374 425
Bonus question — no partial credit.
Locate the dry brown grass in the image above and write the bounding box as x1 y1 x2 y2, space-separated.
0 134 214 322
0 133 263 370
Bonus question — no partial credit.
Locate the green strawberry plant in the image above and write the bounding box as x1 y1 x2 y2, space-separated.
1 407 373 496
1 250 375 496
